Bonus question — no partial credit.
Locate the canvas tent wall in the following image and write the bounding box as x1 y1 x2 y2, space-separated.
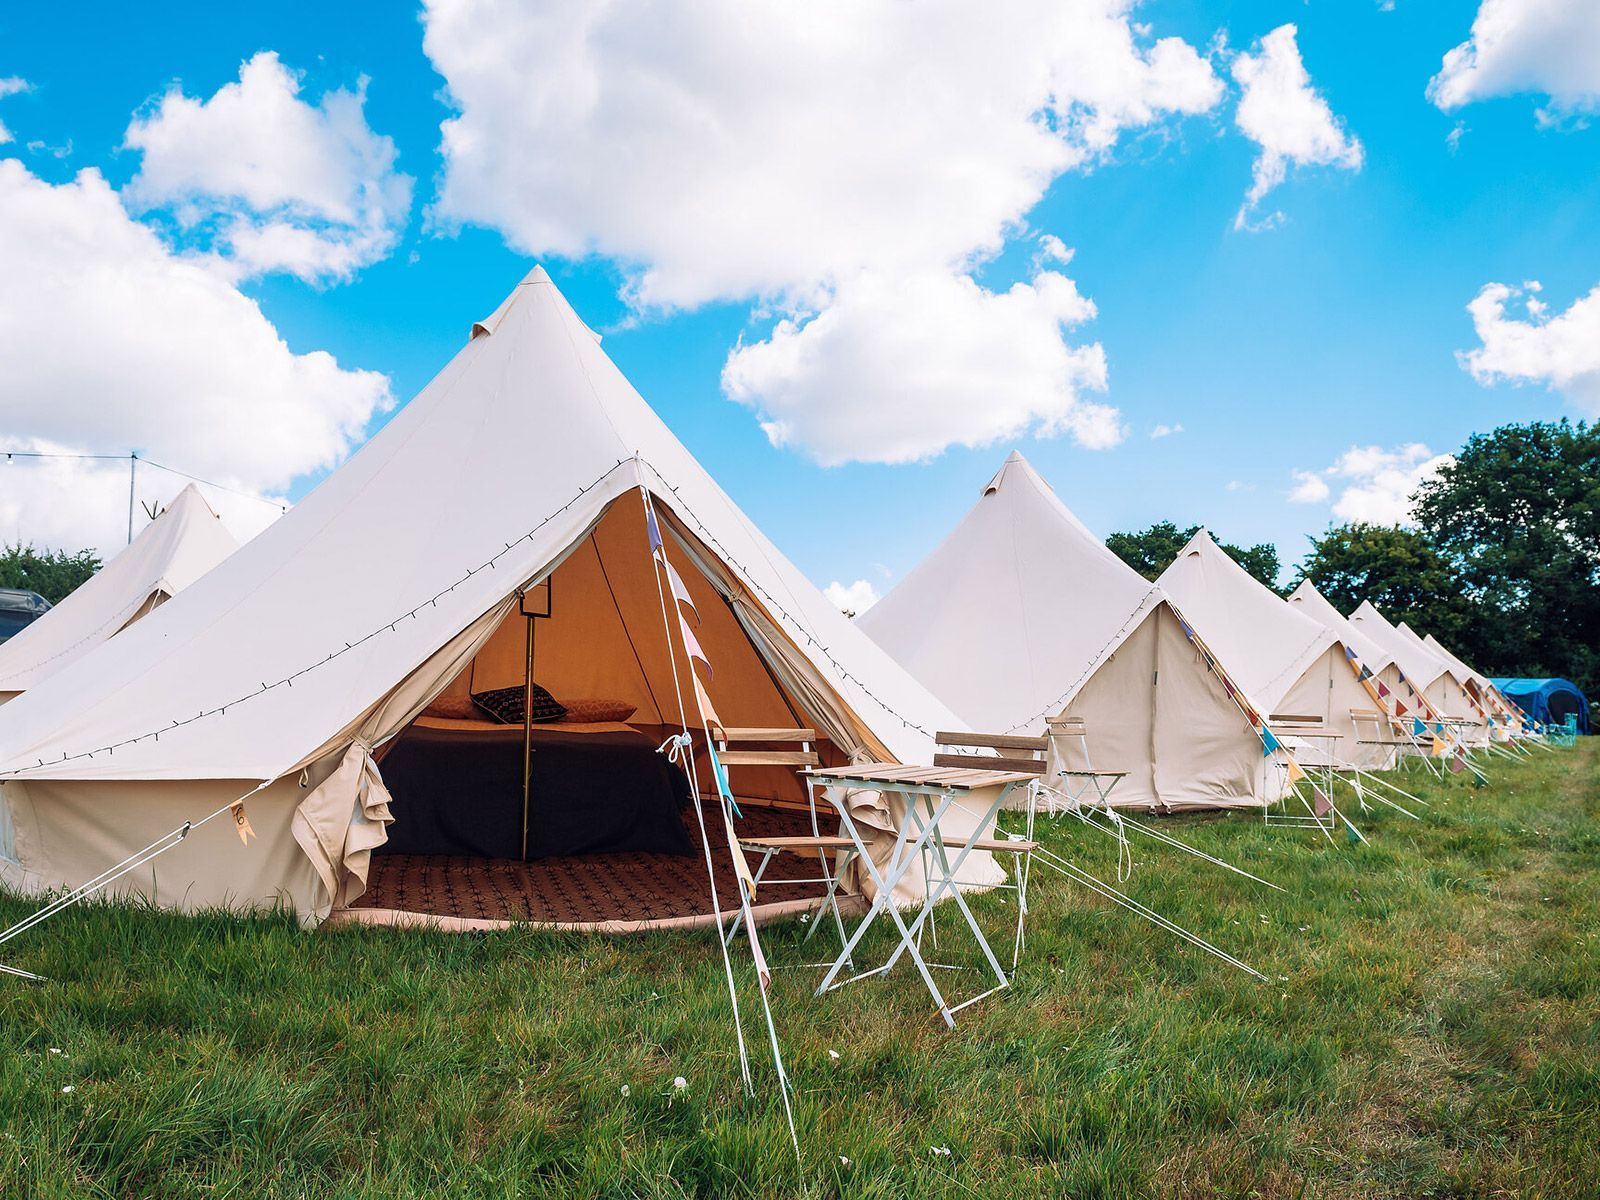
0 484 238 704
1348 602 1487 745
1158 533 1394 770
1421 632 1520 730
856 452 1280 811
0 267 999 924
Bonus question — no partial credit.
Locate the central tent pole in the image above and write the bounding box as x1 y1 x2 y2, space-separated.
521 611 534 862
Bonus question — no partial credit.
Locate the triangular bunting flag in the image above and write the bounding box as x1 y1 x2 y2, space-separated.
1450 750 1465 774
692 671 725 738
679 618 713 678
1395 700 1407 717
1413 719 1426 736
230 800 256 845
644 500 664 553
663 558 698 621
1261 728 1282 756
1312 789 1332 818
1285 758 1306 784
1376 681 1391 698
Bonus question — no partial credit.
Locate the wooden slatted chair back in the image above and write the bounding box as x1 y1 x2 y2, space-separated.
715 727 821 769
933 731 1049 776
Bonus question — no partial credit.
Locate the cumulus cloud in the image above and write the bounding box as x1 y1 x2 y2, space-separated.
0 159 391 555
1429 0 1600 124
0 76 27 145
1460 280 1600 411
1288 444 1451 525
1150 422 1184 438
1231 25 1363 230
422 0 1222 463
122 52 412 283
722 264 1116 465
824 579 881 617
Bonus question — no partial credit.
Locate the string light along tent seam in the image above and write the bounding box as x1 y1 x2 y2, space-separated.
0 454 941 779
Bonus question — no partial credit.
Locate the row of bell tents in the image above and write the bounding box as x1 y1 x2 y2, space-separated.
0 269 1530 929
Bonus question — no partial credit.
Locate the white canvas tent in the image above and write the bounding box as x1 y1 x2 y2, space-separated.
0 484 238 704
1348 602 1487 744
0 267 999 925
1418 631 1519 729
1158 533 1393 770
856 452 1279 811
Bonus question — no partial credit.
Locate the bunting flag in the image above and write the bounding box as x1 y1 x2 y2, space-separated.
1431 736 1447 757
1261 727 1282 756
680 622 714 678
1450 749 1466 774
663 558 698 621
1376 681 1391 698
692 671 725 738
1395 700 1408 717
645 501 664 553
229 800 256 845
1358 665 1373 682
1312 788 1333 818
1285 758 1306 784
1413 718 1426 737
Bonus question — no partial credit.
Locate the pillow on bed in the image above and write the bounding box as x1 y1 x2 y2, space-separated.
422 692 479 721
471 684 567 725
561 698 638 724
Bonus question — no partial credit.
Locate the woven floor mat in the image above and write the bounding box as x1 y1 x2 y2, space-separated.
353 803 837 925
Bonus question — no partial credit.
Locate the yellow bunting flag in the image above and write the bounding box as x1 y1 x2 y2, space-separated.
230 800 256 845
1285 758 1306 784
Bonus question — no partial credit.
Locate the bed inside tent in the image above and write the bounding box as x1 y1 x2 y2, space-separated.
346 495 855 932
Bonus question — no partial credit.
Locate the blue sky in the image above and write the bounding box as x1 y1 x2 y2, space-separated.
1 1 1596 602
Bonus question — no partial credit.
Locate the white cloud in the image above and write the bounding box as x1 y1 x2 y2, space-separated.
1150 422 1184 438
1224 480 1255 492
1230 25 1363 230
422 0 1221 462
721 265 1116 466
1288 444 1451 525
122 52 411 283
1287 470 1331 503
0 159 391 555
1428 0 1600 124
824 579 882 617
1460 280 1600 411
0 76 27 145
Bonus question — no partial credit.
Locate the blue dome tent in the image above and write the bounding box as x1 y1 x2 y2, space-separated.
1491 678 1589 736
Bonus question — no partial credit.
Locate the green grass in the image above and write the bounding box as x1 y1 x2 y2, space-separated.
1 743 1597 1198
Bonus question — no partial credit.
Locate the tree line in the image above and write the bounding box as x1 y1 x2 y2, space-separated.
1108 419 1599 699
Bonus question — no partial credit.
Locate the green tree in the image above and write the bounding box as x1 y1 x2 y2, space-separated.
1414 419 1600 696
0 543 102 604
1107 520 1282 592
1291 524 1469 641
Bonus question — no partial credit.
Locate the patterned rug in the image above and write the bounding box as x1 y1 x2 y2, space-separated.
352 803 836 926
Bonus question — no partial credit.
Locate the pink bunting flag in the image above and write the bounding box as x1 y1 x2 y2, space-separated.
1451 749 1465 774
680 617 713 678
1312 789 1333 818
1376 681 1390 698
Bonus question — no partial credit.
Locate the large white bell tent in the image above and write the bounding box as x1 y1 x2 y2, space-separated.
1348 602 1488 745
856 452 1284 812
1158 532 1395 771
0 268 999 929
0 484 238 704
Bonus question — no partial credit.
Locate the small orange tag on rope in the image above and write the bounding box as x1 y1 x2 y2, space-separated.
230 801 256 845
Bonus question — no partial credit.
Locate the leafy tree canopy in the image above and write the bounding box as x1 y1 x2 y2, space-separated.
0 543 102 605
1106 521 1282 593
1414 419 1600 695
1291 523 1469 642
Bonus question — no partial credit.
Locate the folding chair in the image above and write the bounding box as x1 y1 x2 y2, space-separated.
1042 716 1129 813
930 731 1045 969
717 728 858 957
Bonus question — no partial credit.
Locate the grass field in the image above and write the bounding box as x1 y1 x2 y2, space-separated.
1 741 1596 1198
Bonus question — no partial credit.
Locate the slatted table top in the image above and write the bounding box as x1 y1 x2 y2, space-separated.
804 761 1038 791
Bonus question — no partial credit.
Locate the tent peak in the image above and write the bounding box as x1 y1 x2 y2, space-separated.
981 449 1041 496
471 265 556 341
